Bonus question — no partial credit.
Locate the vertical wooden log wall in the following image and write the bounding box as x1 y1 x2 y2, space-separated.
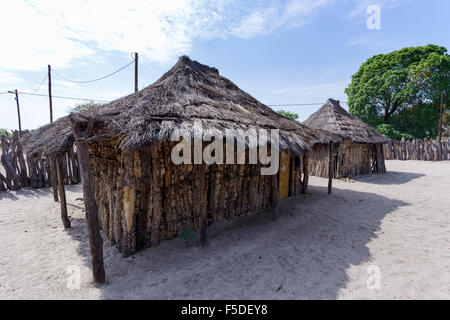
0 131 81 192
383 138 449 161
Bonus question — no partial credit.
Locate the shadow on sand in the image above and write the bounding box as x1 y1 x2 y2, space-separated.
0 184 82 201
354 171 424 185
65 181 408 299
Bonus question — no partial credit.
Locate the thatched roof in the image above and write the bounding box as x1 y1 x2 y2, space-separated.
22 116 74 158
23 56 342 158
84 56 340 154
303 99 389 144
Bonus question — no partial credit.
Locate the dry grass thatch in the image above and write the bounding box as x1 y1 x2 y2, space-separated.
303 98 389 144
85 56 341 154
22 116 74 158
23 56 342 158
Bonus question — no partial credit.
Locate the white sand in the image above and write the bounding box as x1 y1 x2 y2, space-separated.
0 160 449 300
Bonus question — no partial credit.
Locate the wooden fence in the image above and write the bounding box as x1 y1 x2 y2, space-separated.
383 138 450 161
0 131 80 192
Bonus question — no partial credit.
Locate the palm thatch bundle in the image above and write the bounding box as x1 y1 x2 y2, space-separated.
303 98 388 178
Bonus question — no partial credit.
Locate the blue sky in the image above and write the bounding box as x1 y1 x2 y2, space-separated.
0 0 449 130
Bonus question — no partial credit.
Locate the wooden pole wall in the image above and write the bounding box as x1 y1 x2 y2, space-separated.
272 174 279 221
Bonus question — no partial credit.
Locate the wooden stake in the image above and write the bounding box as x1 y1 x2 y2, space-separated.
70 115 105 285
56 157 71 228
439 90 444 142
134 52 138 93
328 142 333 194
48 65 53 123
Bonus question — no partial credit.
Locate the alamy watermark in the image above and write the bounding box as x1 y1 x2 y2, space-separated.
367 5 381 30
366 265 381 290
170 120 280 175
66 265 81 290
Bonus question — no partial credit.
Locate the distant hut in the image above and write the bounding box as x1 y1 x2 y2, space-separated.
303 99 389 178
59 56 338 255
23 116 79 228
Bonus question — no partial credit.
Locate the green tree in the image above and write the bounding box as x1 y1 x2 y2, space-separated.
277 110 299 121
345 44 450 139
67 101 102 113
0 128 10 137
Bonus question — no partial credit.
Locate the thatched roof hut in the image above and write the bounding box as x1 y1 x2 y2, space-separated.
23 57 342 257
303 98 388 178
23 116 74 159
304 98 389 144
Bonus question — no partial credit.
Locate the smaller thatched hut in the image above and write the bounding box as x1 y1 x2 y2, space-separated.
303 99 389 178
22 116 80 228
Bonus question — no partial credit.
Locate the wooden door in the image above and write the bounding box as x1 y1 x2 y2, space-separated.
279 151 291 200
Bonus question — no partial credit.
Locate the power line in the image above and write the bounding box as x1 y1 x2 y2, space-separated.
268 102 348 107
32 74 48 94
15 91 110 103
53 59 135 84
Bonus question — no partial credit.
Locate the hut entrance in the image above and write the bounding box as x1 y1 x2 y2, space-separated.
279 151 291 200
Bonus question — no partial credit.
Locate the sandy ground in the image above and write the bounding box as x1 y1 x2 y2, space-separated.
0 160 449 300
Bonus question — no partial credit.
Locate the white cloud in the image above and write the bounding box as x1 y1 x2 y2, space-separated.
0 71 24 85
230 0 333 38
348 0 410 18
53 80 81 89
0 0 334 72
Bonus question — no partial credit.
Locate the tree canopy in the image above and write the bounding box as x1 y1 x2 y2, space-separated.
345 44 450 139
67 101 103 114
277 110 299 121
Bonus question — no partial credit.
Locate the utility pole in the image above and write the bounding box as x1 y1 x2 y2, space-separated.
8 90 22 137
48 65 58 202
134 52 138 93
48 65 53 123
439 90 444 142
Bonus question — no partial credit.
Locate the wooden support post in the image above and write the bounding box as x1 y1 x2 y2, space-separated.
56 157 71 228
134 52 138 93
70 115 105 285
199 163 208 247
328 142 333 194
50 159 59 202
272 174 279 221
